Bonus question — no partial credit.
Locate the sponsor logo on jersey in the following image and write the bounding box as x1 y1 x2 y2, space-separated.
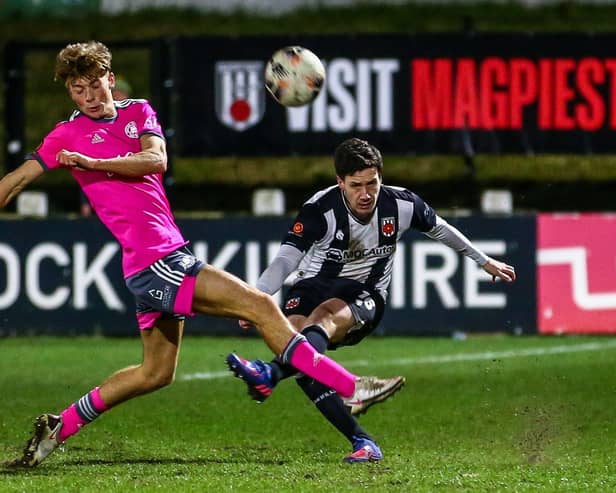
326 245 395 262
144 115 158 130
91 133 105 144
215 61 265 131
292 222 304 235
381 217 395 237
335 229 345 240
326 249 343 261
285 297 301 310
125 121 139 139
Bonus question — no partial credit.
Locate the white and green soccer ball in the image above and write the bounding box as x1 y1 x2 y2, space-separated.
264 46 326 107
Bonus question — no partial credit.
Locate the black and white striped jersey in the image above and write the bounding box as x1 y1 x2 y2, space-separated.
281 184 437 299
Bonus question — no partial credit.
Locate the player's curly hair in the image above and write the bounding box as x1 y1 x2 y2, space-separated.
334 138 383 178
54 41 112 86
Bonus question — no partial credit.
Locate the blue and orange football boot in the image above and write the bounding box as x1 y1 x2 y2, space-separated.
226 353 274 403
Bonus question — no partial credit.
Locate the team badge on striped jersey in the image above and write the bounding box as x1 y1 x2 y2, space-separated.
381 217 396 237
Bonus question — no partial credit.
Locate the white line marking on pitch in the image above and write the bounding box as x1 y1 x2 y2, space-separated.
179 339 616 382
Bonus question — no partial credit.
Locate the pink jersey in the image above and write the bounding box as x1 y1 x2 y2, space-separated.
30 99 187 278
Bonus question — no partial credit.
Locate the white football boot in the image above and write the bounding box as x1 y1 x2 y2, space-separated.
10 414 63 467
344 376 406 416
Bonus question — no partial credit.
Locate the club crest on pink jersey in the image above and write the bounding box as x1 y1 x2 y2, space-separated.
125 121 139 139
215 61 265 132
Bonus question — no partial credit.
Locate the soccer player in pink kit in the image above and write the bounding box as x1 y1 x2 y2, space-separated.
2 41 379 468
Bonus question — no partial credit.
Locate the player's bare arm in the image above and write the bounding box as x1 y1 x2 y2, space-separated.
0 159 45 208
56 134 167 177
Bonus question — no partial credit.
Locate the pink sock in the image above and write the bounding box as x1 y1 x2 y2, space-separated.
288 340 356 397
58 387 109 442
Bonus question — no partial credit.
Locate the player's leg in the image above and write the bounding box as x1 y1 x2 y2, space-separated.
295 376 383 463
288 303 382 461
230 280 405 412
61 317 184 441
228 279 347 390
267 299 353 383
97 317 184 405
190 265 292 353
228 296 385 462
190 264 357 397
10 318 183 467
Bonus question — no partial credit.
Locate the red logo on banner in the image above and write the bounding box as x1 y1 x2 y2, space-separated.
538 213 616 334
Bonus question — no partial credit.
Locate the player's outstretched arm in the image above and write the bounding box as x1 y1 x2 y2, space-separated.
425 216 516 283
0 160 44 208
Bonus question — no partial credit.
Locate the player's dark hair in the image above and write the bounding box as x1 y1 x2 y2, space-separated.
334 138 383 178
55 41 112 86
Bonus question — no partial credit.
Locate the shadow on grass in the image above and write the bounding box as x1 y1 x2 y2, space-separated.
2 454 285 474
66 455 286 466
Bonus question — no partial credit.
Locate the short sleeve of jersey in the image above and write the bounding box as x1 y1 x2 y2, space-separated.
281 202 327 252
386 187 436 233
409 190 437 232
28 124 67 171
138 102 164 138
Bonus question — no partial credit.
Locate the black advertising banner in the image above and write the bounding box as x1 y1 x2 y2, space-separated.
0 215 535 336
174 33 616 155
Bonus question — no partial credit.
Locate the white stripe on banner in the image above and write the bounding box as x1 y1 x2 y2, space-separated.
179 339 616 382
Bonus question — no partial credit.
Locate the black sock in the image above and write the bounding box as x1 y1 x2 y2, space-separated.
296 375 372 444
270 324 329 385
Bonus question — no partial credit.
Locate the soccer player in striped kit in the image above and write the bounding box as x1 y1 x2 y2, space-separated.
227 137 516 462
2 41 385 468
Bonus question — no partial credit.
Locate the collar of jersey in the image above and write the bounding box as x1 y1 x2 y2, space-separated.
76 108 118 123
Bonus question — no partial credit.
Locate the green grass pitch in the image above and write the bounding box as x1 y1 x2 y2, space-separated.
1 335 615 492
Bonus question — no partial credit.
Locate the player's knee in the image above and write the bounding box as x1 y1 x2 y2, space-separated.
142 366 176 391
309 300 341 324
252 290 280 319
